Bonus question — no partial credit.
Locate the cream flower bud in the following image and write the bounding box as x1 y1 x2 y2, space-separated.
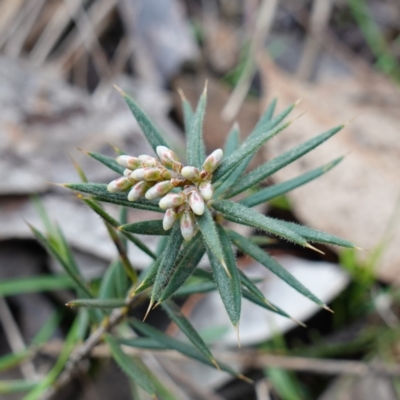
199 181 213 200
189 190 205 215
163 209 178 230
123 168 132 177
159 193 185 210
127 181 148 201
117 155 142 170
156 145 181 169
180 211 195 241
181 166 200 181
202 149 223 173
145 181 173 200
130 168 146 181
107 177 133 193
143 167 161 181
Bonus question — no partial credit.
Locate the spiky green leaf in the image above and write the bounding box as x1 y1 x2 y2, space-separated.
229 125 344 197
87 151 125 174
64 183 162 213
238 270 266 302
211 200 308 247
105 335 156 396
120 219 168 236
228 229 325 307
172 281 217 297
241 157 343 207
118 88 168 153
162 300 217 366
187 86 207 168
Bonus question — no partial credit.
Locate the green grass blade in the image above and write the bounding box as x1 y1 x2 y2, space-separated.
119 337 169 350
87 151 125 175
99 260 120 299
229 125 344 197
116 87 168 153
238 270 266 301
105 335 156 396
0 275 73 296
64 183 162 213
211 200 309 247
172 281 217 297
212 119 292 183
158 235 205 301
151 223 183 302
28 224 93 298
67 299 127 309
187 85 207 168
214 226 241 330
129 319 242 378
120 220 168 236
0 351 33 373
196 207 227 273
276 220 355 248
162 300 217 367
241 157 343 207
228 229 326 307
0 380 38 394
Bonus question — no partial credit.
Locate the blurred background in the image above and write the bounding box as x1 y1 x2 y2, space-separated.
0 0 400 399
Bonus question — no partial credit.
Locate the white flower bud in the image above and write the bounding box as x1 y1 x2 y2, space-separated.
117 155 142 170
143 168 161 181
145 181 173 200
159 193 185 210
156 146 181 170
181 166 200 181
127 181 148 201
199 181 213 200
163 209 178 230
180 211 195 241
202 149 223 173
130 168 146 181
123 168 132 177
140 155 159 167
107 177 133 193
189 190 205 215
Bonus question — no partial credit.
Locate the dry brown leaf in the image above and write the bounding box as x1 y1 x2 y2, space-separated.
258 54 400 283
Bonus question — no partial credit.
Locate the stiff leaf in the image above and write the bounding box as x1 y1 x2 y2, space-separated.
129 319 242 378
223 123 241 156
229 125 344 197
241 157 343 207
158 234 205 301
228 230 326 307
179 90 194 134
187 85 207 168
117 87 168 153
161 300 217 367
211 200 309 247
238 270 266 302
67 299 127 309
196 207 227 274
105 335 156 396
172 281 217 297
87 151 125 175
65 183 162 213
120 220 168 236
151 223 183 301
132 257 162 296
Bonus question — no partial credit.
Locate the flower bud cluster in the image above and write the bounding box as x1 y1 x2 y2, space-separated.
107 146 223 241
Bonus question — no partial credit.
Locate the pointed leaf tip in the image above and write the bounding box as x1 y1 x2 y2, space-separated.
113 84 125 96
305 243 325 255
143 300 154 321
323 304 334 313
234 324 241 348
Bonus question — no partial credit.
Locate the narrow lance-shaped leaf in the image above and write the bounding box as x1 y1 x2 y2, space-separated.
229 125 344 197
0 380 38 394
129 319 247 380
87 151 125 175
120 219 169 236
115 86 168 153
212 119 292 183
224 122 241 156
28 224 93 298
227 229 326 308
161 300 218 367
187 84 207 168
251 97 277 134
66 299 127 309
64 183 162 213
211 199 310 248
275 220 356 248
215 226 242 331
178 89 194 136
158 235 205 301
241 157 344 207
99 260 121 299
238 269 266 302
81 197 156 259
130 257 162 297
151 223 183 303
213 102 295 184
172 281 217 297
105 335 156 396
